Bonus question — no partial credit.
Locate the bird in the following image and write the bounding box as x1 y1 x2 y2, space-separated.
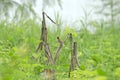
57 37 64 45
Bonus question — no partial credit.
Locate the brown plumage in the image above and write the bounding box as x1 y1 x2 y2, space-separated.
57 37 63 45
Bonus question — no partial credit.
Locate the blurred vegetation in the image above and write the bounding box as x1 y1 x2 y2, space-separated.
0 19 120 80
95 0 120 27
0 0 120 80
0 0 36 20
0 0 62 21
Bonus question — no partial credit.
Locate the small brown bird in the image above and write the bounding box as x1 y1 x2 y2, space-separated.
57 37 64 45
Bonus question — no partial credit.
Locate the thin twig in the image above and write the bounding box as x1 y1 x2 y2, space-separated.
44 12 56 24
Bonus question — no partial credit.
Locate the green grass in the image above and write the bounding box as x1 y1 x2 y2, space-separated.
0 20 120 80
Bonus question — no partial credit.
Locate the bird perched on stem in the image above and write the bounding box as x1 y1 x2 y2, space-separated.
57 37 64 46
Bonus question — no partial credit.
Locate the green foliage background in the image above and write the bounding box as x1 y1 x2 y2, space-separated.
0 0 120 80
0 19 120 80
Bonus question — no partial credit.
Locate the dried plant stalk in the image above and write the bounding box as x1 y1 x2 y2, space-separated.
36 12 47 52
69 42 80 77
44 43 54 65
